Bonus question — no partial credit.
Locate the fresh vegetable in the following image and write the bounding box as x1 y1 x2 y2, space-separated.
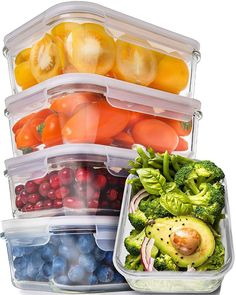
175 137 188 151
125 147 225 272
113 132 134 149
51 22 79 40
40 114 63 147
15 48 31 65
160 119 192 136
125 255 143 271
14 61 37 89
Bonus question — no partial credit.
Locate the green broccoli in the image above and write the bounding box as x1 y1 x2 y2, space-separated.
125 254 144 271
197 239 225 271
124 229 146 256
188 183 225 224
154 254 179 271
175 161 225 195
128 209 148 231
139 195 172 219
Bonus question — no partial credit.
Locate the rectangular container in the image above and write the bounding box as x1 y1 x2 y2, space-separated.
5 74 201 157
113 175 234 293
5 143 135 218
3 2 200 96
1 215 129 293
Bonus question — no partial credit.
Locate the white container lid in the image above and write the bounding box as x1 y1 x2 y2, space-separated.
4 1 200 56
5 143 136 178
5 73 201 122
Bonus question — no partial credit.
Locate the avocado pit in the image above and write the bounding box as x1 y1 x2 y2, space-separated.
170 227 201 256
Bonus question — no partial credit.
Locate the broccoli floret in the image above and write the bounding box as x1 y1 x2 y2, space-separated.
124 229 146 256
175 161 225 195
189 183 225 224
154 254 179 271
125 254 144 271
197 239 225 271
139 196 172 219
128 209 148 231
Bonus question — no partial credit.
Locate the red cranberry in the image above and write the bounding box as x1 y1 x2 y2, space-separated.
39 182 51 197
49 173 60 189
93 191 100 200
64 197 84 209
53 199 63 208
74 183 86 198
58 168 74 186
34 201 44 210
106 175 119 185
100 201 109 208
33 175 48 185
44 199 53 209
95 174 107 190
75 167 94 184
22 204 34 212
87 199 99 209
85 186 96 200
47 189 56 200
55 186 70 199
15 185 25 195
25 181 38 194
107 188 118 201
27 193 40 204
15 195 25 209
19 190 28 204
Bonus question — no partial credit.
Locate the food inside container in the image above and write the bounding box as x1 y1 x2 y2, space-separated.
5 74 201 156
5 144 135 218
113 147 234 293
1 216 129 293
4 2 200 96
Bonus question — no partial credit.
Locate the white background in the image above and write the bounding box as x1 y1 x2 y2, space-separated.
0 0 235 294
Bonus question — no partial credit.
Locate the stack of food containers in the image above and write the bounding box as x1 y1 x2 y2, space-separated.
0 2 233 294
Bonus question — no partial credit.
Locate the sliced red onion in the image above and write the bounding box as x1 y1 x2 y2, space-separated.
141 237 149 270
129 189 149 213
148 257 154 272
141 237 155 272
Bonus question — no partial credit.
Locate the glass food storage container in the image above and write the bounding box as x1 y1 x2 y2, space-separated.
113 175 234 293
1 215 129 293
3 2 200 96
4 143 135 218
5 74 201 157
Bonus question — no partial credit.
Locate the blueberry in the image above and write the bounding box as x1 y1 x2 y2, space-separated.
68 265 85 283
113 272 125 283
41 244 56 262
50 235 61 247
86 273 98 285
52 256 67 276
35 272 48 282
76 234 95 254
42 262 53 278
15 269 29 281
94 247 106 261
103 251 113 266
55 275 71 285
60 235 77 247
96 265 114 283
12 246 24 257
78 254 97 273
13 256 27 271
26 261 39 280
58 244 79 262
29 250 44 268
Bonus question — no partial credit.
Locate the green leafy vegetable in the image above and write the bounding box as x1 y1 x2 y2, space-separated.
137 168 166 195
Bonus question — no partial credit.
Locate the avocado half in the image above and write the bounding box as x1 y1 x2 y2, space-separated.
146 216 215 268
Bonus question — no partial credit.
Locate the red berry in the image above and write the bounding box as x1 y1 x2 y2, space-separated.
44 199 53 209
74 183 86 198
95 174 107 190
64 197 84 209
15 185 25 195
15 195 25 209
100 201 109 208
111 200 121 210
39 182 51 197
22 204 34 212
25 181 38 194
47 189 56 200
85 186 96 200
53 199 63 208
19 190 28 203
75 167 94 184
33 176 48 185
107 189 118 201
87 199 99 209
27 193 40 204
93 191 100 200
55 186 70 199
34 201 44 210
58 168 74 186
49 173 60 189
107 175 119 185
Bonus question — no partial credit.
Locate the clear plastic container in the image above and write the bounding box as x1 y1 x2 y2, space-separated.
5 74 202 157
4 143 136 218
3 2 200 96
113 176 234 293
1 215 129 293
